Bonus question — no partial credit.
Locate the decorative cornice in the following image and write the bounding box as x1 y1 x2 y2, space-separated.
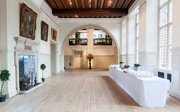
14 36 40 46
14 36 40 52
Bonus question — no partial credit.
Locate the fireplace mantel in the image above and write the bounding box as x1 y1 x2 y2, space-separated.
14 36 40 52
14 36 40 93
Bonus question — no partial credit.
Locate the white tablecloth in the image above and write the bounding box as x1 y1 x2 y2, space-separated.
109 65 170 107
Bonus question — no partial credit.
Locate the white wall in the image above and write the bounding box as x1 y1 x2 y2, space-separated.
0 0 8 68
0 0 8 97
0 0 60 98
170 0 180 99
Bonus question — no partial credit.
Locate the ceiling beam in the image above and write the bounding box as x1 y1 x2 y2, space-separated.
92 0 96 9
122 0 132 8
100 0 105 9
127 0 136 9
52 9 128 18
74 0 79 8
112 0 118 8
81 0 85 8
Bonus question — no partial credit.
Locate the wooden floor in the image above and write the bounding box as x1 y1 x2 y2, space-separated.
0 70 180 112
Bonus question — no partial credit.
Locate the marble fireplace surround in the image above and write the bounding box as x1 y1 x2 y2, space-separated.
14 36 41 93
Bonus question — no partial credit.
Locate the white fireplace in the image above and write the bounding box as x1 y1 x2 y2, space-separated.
14 36 40 93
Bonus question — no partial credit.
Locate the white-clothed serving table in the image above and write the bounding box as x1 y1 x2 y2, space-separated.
109 65 170 107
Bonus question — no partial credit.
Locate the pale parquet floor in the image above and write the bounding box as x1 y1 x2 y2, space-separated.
0 70 180 112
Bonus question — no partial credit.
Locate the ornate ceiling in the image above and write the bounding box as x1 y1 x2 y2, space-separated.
45 0 136 18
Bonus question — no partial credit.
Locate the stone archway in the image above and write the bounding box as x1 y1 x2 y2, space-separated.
61 24 120 53
60 24 120 71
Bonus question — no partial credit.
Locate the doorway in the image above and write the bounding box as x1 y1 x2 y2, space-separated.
73 51 83 69
50 43 56 74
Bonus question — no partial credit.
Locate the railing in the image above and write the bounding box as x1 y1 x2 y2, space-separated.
93 38 112 45
69 38 88 45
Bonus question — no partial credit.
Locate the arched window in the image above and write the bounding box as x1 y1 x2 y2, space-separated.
69 29 88 45
93 29 112 45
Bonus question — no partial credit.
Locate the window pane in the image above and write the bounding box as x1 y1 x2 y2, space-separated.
169 1 173 22
160 0 168 6
136 13 139 64
159 0 173 70
159 46 168 69
160 6 168 27
160 27 168 47
169 25 172 45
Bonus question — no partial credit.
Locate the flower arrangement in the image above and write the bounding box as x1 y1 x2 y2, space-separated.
87 53 94 69
87 53 94 60
124 65 129 69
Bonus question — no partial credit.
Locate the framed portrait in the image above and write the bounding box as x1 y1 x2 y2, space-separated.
20 3 37 40
51 28 57 41
41 21 49 41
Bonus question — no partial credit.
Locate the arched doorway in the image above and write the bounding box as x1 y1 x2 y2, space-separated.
62 25 119 70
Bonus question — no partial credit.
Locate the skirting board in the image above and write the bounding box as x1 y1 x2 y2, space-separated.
19 83 43 94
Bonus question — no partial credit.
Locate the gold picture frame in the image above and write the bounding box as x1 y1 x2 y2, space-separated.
51 28 57 41
20 3 37 40
41 21 49 41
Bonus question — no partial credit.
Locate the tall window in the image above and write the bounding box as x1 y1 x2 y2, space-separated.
135 14 139 64
159 0 173 70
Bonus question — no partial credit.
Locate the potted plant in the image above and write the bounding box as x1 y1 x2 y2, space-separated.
87 53 94 69
40 64 46 82
0 70 10 102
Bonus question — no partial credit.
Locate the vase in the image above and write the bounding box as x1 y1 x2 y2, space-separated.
89 59 92 69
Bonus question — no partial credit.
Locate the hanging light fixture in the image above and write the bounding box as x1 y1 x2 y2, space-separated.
88 0 92 8
68 0 72 6
107 0 112 7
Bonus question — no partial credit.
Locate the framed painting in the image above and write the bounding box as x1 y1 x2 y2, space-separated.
51 28 57 41
20 3 37 40
41 21 49 41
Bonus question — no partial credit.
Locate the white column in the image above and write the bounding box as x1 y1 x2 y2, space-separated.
121 19 127 64
146 0 158 73
87 29 94 54
128 13 136 67
87 29 94 68
0 0 8 68
120 22 122 62
170 0 180 99
138 0 158 73
0 0 8 97
126 17 129 65
139 1 147 70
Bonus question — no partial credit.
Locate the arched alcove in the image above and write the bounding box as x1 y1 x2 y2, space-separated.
60 24 120 71
61 24 120 53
